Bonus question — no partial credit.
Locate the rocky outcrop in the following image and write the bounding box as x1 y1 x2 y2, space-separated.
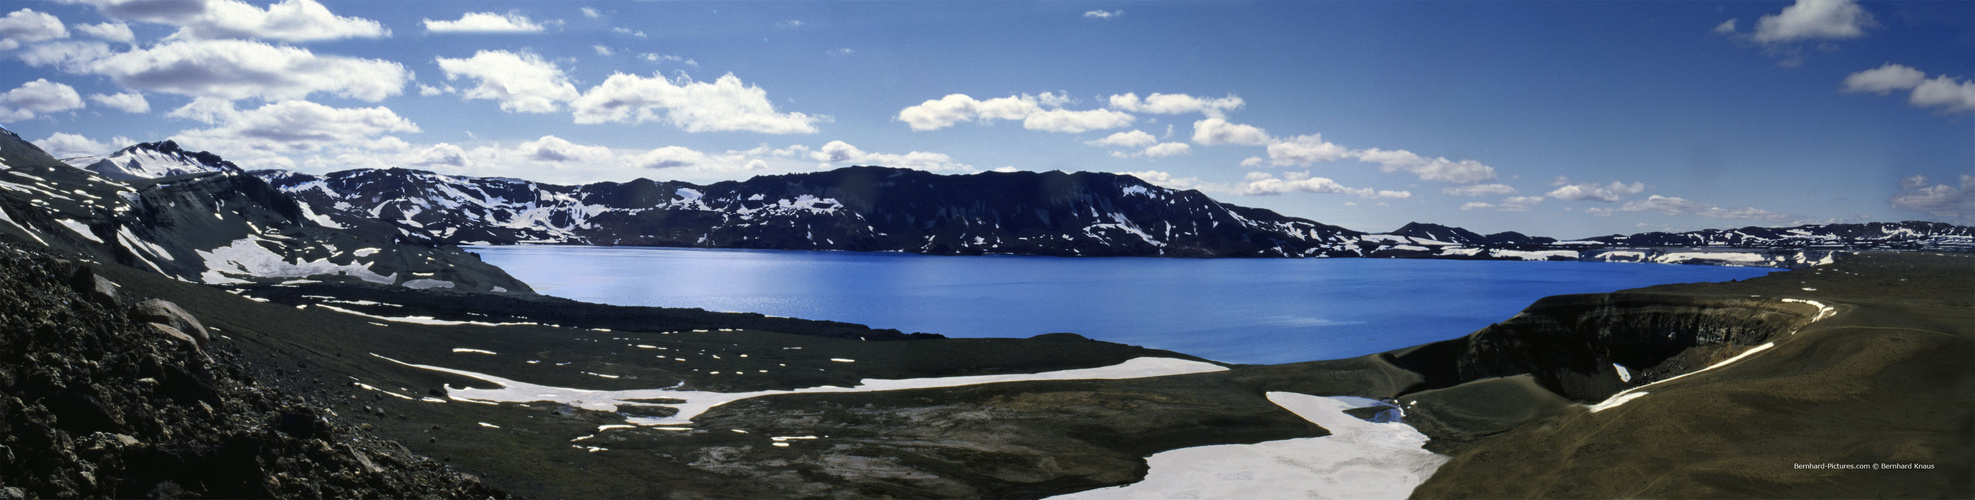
0 246 506 498
1386 293 1819 403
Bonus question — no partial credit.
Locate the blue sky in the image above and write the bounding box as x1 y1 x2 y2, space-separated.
0 0 1969 238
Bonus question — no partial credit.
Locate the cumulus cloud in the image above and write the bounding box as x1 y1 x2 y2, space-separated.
896 93 1081 131
1353 148 1496 184
580 7 600 19
569 72 821 133
77 39 407 101
1889 174 1975 220
1190 118 1270 146
1750 0 1874 43
1545 180 1645 202
12 40 114 72
0 79 85 121
87 91 148 113
1111 142 1191 159
1107 92 1242 118
1713 19 1737 35
434 50 579 113
1021 108 1133 133
1842 63 1926 94
424 12 545 33
1461 195 1544 212
34 131 130 158
74 21 133 43
1265 134 1350 165
165 0 386 41
0 8 68 51
1083 10 1121 19
1119 170 1214 191
171 100 418 166
1442 184 1518 196
515 135 613 164
1085 129 1157 148
1236 171 1410 199
799 140 973 172
1588 195 1792 222
1840 63 1975 115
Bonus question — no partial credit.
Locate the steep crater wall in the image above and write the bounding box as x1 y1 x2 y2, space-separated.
1386 293 1818 403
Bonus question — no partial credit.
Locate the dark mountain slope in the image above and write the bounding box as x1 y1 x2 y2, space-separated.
0 127 526 292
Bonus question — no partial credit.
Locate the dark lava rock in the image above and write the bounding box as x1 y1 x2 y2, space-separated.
130 299 208 346
0 246 508 499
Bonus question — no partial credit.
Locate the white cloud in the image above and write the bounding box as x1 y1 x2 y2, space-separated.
642 53 693 66
34 132 130 158
826 48 853 57
1112 142 1191 159
1443 184 1518 196
1545 180 1645 202
1841 64 1975 115
580 7 600 19
435 50 579 114
81 39 406 102
805 140 973 172
0 8 68 51
1751 0 1874 43
1107 92 1243 118
163 99 417 170
592 45 612 56
1022 108 1133 133
1085 129 1157 148
1908 75 1975 115
1713 19 1738 35
1083 10 1121 19
1120 170 1214 191
88 91 148 113
775 20 803 28
74 22 133 43
424 12 545 33
164 0 387 42
896 93 1072 131
1236 171 1410 199
514 135 614 164
1190 118 1270 146
12 40 114 72
569 72 821 133
1265 134 1350 165
1842 63 1926 94
0 78 85 121
1591 195 1792 222
1889 174 1975 220
1353 148 1497 184
1463 195 1544 212
1140 142 1191 158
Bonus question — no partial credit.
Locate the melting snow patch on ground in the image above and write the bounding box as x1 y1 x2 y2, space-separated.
1053 392 1447 500
378 356 1227 426
195 236 396 285
1586 342 1777 413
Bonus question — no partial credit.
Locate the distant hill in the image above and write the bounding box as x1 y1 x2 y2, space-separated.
65 140 243 180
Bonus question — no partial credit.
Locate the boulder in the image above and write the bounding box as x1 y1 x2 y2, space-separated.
132 299 208 346
67 268 119 308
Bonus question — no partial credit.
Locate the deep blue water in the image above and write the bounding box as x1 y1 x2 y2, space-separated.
468 246 1777 365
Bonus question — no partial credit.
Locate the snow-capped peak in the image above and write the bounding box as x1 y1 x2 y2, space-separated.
75 140 242 181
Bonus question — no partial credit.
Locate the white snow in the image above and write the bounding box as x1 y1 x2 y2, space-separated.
195 236 396 285
315 304 541 327
1613 363 1631 383
1053 393 1446 500
1656 251 1767 264
402 279 456 289
453 348 498 355
1780 298 1837 322
1586 342 1776 413
352 247 380 257
56 219 102 243
378 355 1227 426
